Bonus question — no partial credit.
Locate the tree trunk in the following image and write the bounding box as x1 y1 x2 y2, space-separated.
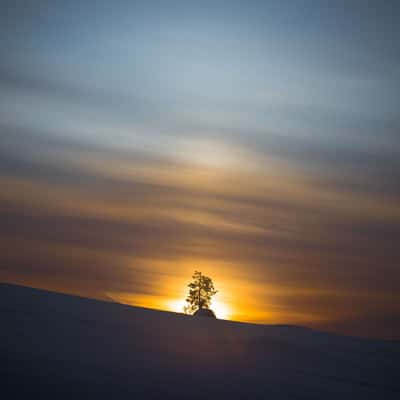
198 272 202 309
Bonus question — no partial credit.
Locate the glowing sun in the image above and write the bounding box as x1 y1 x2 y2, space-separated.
166 298 231 320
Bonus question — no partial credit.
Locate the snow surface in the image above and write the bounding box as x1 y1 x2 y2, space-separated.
1 283 399 399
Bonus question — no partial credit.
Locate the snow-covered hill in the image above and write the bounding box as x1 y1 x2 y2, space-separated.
1 283 398 399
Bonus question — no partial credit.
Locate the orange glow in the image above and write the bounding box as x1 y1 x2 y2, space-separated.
209 299 232 320
165 298 232 320
2 142 399 340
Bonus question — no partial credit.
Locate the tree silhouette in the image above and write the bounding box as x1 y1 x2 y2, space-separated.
184 271 217 314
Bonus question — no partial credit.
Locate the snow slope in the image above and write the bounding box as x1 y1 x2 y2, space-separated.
1 283 398 399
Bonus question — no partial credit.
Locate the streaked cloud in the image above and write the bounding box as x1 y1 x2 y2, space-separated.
1 0 399 339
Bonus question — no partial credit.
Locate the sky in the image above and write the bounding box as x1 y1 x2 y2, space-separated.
0 0 399 339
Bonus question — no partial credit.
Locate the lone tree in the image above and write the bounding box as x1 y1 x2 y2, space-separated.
184 271 217 315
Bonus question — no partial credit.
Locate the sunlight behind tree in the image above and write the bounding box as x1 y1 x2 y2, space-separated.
184 271 218 314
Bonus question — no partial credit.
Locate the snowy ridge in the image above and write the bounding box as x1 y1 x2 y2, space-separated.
1 283 399 399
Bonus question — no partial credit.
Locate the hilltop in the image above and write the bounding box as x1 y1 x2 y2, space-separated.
1 283 398 399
